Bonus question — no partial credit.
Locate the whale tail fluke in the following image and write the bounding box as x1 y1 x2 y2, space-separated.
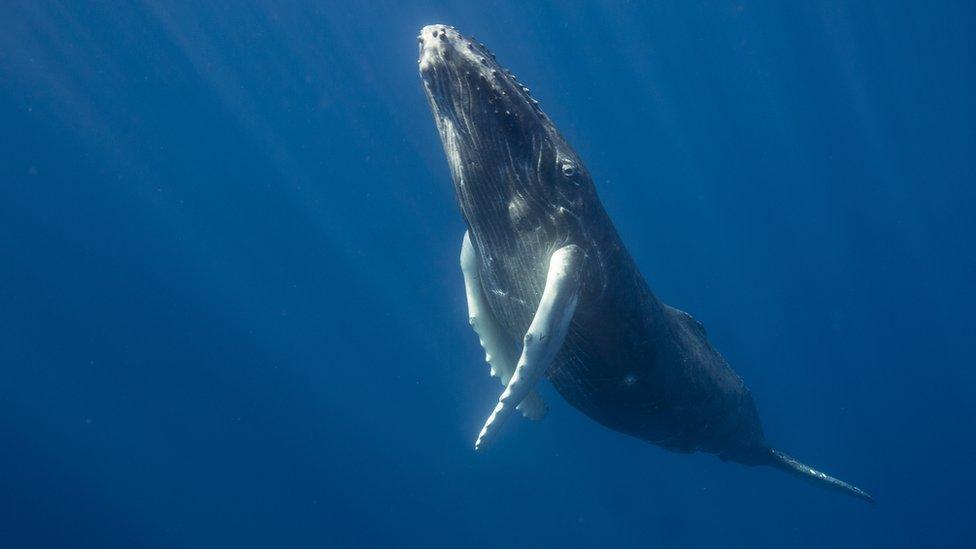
766 448 875 503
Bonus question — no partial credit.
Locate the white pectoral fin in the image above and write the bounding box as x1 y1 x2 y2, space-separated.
460 231 548 421
475 244 583 450
515 390 548 421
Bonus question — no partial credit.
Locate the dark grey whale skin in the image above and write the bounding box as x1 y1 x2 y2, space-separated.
419 24 872 501
473 155 769 466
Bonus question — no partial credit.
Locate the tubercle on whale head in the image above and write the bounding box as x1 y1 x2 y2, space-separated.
418 24 594 233
418 25 542 122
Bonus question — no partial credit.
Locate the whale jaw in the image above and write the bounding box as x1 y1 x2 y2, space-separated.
418 24 592 241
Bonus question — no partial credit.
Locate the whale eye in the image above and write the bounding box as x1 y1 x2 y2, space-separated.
560 162 576 178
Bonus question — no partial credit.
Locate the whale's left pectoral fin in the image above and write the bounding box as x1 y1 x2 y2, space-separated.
461 232 549 420
475 244 583 450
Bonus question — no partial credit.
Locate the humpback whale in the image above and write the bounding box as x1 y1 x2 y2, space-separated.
418 24 873 502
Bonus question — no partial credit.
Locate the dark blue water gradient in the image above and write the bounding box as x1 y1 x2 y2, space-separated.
1 2 973 547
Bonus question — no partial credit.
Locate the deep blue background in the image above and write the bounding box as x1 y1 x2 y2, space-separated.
2 1 974 547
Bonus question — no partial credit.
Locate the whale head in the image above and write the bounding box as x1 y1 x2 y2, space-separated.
419 24 594 239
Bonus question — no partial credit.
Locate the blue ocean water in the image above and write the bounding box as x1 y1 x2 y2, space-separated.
2 1 974 547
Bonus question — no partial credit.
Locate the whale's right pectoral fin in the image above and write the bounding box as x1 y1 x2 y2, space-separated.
460 231 548 421
475 244 583 451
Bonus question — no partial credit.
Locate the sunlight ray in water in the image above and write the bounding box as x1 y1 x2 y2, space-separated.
1 1 974 546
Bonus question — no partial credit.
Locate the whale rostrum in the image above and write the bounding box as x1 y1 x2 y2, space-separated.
419 24 873 502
